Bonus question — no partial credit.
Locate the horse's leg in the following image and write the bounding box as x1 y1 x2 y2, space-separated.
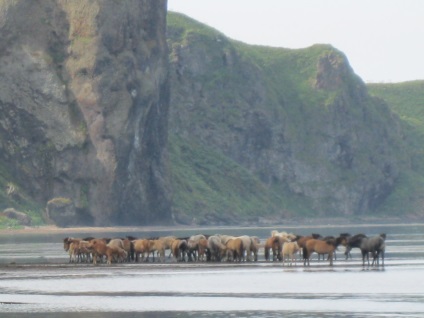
344 246 351 260
303 248 310 266
329 251 334 266
381 249 385 266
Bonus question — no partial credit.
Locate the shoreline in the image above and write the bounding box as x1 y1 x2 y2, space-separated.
1 218 424 236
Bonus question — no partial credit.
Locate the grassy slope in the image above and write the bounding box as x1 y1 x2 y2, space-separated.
168 135 316 222
368 81 424 216
167 13 353 221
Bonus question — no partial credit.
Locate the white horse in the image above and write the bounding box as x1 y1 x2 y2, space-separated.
271 230 296 241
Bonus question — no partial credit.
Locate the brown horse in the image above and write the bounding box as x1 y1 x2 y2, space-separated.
264 236 289 261
225 238 244 262
74 240 92 263
303 236 345 266
87 239 127 265
132 239 151 262
171 239 188 262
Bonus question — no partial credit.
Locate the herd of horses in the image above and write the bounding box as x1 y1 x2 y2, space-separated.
62 230 386 267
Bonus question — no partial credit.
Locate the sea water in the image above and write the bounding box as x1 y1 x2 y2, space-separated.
1 224 424 317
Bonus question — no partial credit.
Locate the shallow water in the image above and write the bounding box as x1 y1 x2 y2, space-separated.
1 224 424 317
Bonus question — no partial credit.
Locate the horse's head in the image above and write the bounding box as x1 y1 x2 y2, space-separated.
337 235 349 247
287 233 297 241
312 233 322 239
63 237 72 251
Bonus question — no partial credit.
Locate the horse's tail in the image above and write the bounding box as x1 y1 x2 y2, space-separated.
302 246 308 260
239 239 244 261
130 241 135 261
264 247 270 261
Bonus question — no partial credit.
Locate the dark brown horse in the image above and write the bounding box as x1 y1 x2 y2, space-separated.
344 233 368 260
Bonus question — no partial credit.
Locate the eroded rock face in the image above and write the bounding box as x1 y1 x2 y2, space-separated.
45 198 76 227
0 0 171 225
1 208 31 226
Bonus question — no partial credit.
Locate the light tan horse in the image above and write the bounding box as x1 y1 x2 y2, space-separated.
237 235 256 262
150 239 167 262
282 241 300 266
207 235 227 262
157 236 177 258
250 236 261 262
187 234 207 261
106 239 126 263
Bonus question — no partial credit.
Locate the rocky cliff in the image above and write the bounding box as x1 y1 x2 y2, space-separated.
0 0 171 225
167 13 409 222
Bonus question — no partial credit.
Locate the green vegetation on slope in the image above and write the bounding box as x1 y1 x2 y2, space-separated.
168 135 315 223
368 81 424 216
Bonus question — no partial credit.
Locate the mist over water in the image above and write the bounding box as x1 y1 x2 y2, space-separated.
1 224 424 317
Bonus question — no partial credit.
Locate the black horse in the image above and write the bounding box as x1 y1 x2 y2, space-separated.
344 233 367 260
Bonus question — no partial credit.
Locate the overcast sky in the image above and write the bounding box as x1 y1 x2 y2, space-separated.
168 0 424 83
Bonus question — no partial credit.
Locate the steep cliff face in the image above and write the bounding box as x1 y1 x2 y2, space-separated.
0 0 171 225
167 13 408 219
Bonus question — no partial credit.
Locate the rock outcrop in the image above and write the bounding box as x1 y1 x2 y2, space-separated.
0 0 171 225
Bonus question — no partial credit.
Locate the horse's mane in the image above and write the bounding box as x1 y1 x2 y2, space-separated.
324 237 336 246
348 234 367 246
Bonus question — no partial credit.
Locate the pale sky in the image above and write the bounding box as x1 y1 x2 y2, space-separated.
167 0 424 83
